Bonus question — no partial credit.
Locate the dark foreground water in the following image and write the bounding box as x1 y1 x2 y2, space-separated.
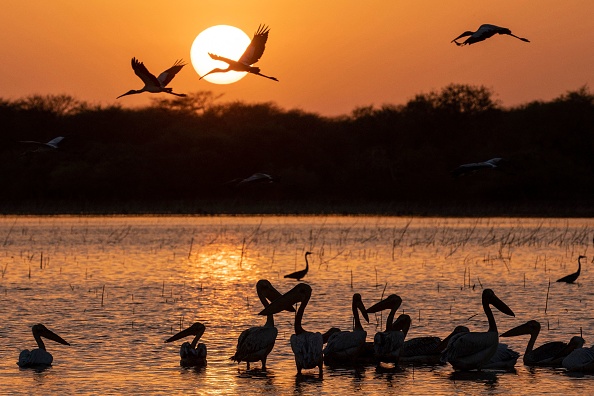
0 216 593 394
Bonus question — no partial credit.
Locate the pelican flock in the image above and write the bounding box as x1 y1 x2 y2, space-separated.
200 24 278 82
18 324 70 368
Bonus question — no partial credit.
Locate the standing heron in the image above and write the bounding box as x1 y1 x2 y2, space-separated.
556 255 586 283
284 252 312 281
164 322 207 367
200 24 278 82
117 58 187 99
230 280 294 370
18 324 70 368
451 24 530 46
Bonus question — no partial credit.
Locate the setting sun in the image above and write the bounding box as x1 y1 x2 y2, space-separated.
190 25 251 85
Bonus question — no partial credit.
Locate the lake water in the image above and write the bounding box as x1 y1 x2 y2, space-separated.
0 216 593 395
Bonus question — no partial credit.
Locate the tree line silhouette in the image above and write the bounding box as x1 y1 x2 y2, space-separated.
1 84 592 215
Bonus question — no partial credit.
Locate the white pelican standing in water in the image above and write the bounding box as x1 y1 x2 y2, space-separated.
259 283 323 377
200 25 278 82
18 324 70 368
117 58 187 99
284 251 312 281
323 293 370 366
451 24 530 46
164 322 207 367
501 320 585 367
230 279 295 370
441 289 515 371
365 294 404 365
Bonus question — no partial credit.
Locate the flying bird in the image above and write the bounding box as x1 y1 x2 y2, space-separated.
284 251 312 281
451 24 530 46
19 136 64 152
200 25 278 82
451 157 503 177
164 322 207 367
556 255 586 284
117 58 187 99
18 324 70 368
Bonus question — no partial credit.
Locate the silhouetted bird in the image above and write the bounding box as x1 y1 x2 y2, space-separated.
451 157 503 177
164 322 207 367
19 136 64 152
224 173 277 189
452 24 530 46
200 24 278 82
556 255 586 283
284 251 312 281
18 324 70 368
117 58 186 98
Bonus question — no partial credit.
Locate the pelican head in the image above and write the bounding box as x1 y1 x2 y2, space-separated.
483 288 515 317
259 283 311 316
165 322 206 344
352 293 369 323
322 327 341 344
436 325 470 351
116 90 140 99
256 279 295 312
32 323 70 350
392 314 412 334
366 294 402 314
501 320 540 338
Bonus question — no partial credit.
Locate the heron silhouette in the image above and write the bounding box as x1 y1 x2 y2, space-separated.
284 252 311 281
200 25 278 82
452 24 530 46
556 255 586 284
117 58 187 98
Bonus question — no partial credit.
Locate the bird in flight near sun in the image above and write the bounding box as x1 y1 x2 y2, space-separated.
199 25 278 82
451 24 530 46
117 58 187 99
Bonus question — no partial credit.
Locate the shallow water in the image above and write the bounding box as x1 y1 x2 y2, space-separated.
0 216 593 395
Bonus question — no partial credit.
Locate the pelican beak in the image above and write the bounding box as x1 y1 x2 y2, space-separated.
356 298 369 323
491 294 515 317
437 325 469 351
36 324 70 346
500 321 533 337
263 283 296 313
366 294 402 314
165 322 205 343
259 284 310 316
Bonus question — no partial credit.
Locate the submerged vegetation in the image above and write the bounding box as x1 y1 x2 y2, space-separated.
0 84 592 215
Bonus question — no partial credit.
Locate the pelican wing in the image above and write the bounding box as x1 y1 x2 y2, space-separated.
373 330 405 362
482 343 519 370
131 58 161 88
401 336 441 357
291 331 323 369
238 25 270 66
231 326 277 362
323 330 367 360
157 59 186 87
444 331 499 369
530 341 568 364
17 349 53 368
562 346 594 371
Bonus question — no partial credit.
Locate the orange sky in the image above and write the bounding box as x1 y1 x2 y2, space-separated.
1 1 592 116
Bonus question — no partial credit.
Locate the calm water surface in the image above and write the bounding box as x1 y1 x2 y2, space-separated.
0 216 593 395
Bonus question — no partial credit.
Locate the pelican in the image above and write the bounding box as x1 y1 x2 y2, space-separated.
451 157 503 177
200 25 278 82
259 283 323 376
441 289 515 371
164 322 207 367
556 255 586 283
562 345 594 372
19 136 64 152
230 280 295 370
501 320 585 367
284 251 312 281
18 324 70 368
398 315 449 365
323 293 370 366
365 294 404 365
451 24 530 46
117 58 186 99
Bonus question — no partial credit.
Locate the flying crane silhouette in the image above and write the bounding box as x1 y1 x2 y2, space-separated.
117 58 187 99
200 24 278 82
451 24 530 46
